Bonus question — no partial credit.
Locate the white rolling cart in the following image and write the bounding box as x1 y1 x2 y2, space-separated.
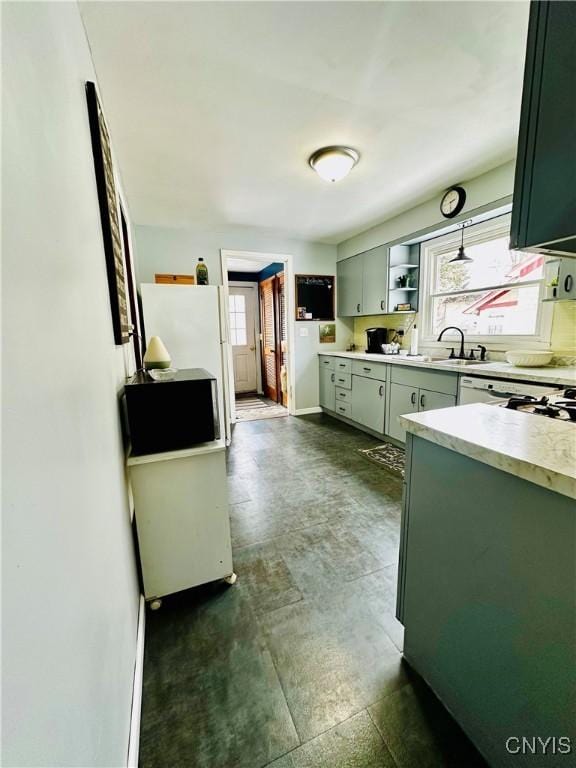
128 439 236 610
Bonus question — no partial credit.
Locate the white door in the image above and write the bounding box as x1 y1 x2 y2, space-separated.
229 286 258 393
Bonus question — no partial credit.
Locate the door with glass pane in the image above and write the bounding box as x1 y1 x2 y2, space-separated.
229 286 258 393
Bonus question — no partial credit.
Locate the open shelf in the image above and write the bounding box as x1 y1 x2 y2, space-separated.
389 263 419 269
389 286 418 292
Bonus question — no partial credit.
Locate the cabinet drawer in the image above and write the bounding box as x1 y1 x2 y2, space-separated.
335 387 351 403
352 359 387 381
334 358 352 374
319 356 335 371
391 365 457 396
334 372 352 389
334 401 351 418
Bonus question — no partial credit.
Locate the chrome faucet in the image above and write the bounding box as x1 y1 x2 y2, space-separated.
437 326 466 359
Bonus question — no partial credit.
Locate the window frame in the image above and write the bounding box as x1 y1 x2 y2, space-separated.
419 213 553 351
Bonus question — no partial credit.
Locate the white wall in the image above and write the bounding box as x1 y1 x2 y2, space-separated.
3 4 140 766
337 161 515 259
134 224 353 411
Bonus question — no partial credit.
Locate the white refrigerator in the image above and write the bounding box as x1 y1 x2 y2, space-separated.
132 284 235 604
140 284 232 444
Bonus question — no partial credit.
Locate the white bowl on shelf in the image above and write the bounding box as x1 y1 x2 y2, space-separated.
504 350 553 368
148 367 178 381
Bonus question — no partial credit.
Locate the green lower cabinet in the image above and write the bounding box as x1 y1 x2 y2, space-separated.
319 367 335 411
388 383 419 442
388 384 456 443
417 388 456 413
351 375 386 434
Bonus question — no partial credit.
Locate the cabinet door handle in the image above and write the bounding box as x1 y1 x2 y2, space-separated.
338 363 346 368
565 274 574 293
331 373 335 382
357 303 361 313
338 406 346 413
379 385 384 397
338 378 345 383
410 392 416 405
363 367 371 372
420 393 425 408
380 300 385 310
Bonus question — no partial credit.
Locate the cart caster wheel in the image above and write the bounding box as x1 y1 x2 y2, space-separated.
224 572 237 586
149 599 162 611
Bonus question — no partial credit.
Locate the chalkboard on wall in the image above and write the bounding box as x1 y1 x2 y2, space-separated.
295 275 335 321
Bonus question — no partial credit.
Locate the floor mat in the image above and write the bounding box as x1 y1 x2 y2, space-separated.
235 395 287 422
358 443 405 478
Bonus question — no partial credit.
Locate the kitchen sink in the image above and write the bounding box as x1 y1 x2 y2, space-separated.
433 359 490 366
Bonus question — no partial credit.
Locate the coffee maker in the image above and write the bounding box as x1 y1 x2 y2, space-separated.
366 327 393 354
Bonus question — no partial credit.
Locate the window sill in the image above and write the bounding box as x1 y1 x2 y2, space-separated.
420 339 553 352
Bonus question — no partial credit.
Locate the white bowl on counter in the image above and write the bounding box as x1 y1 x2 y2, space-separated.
505 350 553 368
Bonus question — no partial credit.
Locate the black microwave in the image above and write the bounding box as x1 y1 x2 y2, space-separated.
124 368 219 456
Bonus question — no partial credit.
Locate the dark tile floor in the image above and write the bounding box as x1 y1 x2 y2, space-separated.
139 414 487 768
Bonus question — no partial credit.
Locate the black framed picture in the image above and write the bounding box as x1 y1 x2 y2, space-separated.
86 81 130 345
295 275 335 321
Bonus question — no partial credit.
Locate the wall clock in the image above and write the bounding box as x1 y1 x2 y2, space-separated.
440 186 466 219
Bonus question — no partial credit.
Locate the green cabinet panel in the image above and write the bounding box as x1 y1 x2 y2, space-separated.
388 382 418 443
351 375 385 434
351 359 387 381
362 245 389 314
333 358 352 374
319 367 335 411
337 255 363 316
388 382 457 443
417 389 456 413
511 1 576 257
398 435 576 766
391 366 458 396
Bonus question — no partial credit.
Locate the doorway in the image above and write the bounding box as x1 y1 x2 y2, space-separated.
221 251 293 424
229 283 259 394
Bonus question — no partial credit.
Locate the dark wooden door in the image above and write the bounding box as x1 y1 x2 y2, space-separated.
260 276 279 401
277 273 288 406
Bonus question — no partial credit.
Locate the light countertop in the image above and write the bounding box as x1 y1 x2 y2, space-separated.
321 350 576 387
400 403 576 499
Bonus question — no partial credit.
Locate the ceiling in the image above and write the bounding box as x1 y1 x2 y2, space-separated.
80 1 529 244
227 257 273 273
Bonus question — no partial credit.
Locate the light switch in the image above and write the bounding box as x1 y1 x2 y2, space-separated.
299 327 309 337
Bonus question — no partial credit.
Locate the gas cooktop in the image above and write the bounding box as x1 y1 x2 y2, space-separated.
503 388 576 422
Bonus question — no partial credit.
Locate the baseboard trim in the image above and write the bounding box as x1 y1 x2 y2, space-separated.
293 406 322 416
127 596 146 768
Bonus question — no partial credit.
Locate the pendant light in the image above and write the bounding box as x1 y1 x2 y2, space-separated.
449 219 473 263
308 146 360 182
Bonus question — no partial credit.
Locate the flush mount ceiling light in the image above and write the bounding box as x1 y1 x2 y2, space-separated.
308 146 360 183
449 219 474 263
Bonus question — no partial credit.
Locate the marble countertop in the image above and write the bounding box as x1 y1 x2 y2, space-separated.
400 403 576 498
321 350 576 386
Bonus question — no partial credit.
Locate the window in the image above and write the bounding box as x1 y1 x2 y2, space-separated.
229 294 247 346
421 214 551 346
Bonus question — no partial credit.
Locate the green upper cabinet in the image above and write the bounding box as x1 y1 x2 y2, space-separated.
362 245 389 314
337 245 389 316
337 253 364 316
510 0 576 258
